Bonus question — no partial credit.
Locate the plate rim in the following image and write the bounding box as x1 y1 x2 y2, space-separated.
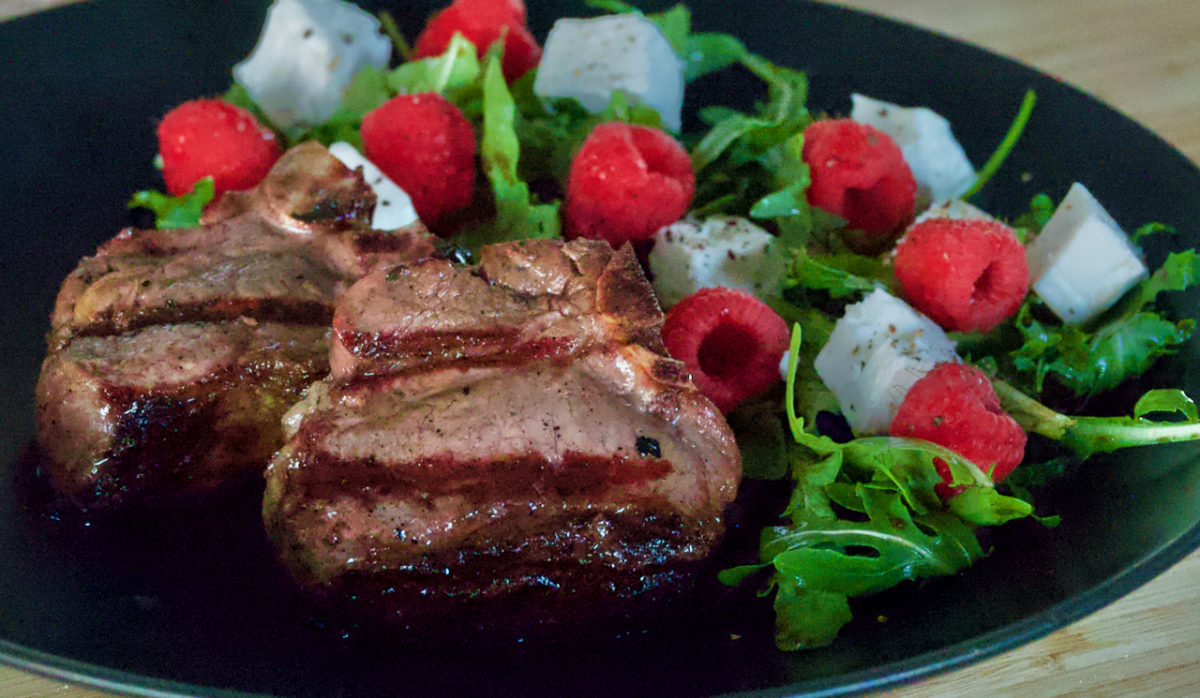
4 1 1200 696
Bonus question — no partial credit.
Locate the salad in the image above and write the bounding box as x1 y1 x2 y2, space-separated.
129 0 1200 651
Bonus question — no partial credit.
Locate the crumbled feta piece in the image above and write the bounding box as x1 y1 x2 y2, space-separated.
234 0 392 129
648 216 783 308
328 142 419 230
533 14 685 131
1025 182 1148 324
850 94 976 203
814 289 959 435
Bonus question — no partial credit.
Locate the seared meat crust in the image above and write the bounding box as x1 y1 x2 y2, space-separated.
264 239 741 633
35 142 434 510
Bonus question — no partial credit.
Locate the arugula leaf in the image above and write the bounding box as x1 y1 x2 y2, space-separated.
1123 249 1200 311
723 325 1034 650
784 247 895 298
1003 456 1075 503
689 52 825 266
692 54 811 172
1009 245 1199 397
726 396 790 480
775 314 840 429
1133 221 1176 243
723 432 1027 650
514 86 663 188
1010 192 1054 242
454 57 561 253
127 177 215 229
1135 388 1199 421
1012 305 1193 396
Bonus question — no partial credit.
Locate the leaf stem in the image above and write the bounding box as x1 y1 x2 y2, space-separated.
785 323 804 441
993 378 1200 458
377 11 412 63
963 89 1037 199
992 378 1074 438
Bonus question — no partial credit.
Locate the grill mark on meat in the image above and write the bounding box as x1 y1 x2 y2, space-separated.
71 298 334 339
337 327 578 366
263 238 741 635
349 229 434 254
273 499 713 635
38 323 329 510
283 448 674 504
36 142 435 510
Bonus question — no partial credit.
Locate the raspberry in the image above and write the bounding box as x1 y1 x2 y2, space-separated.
890 363 1026 496
801 118 916 252
156 99 281 197
360 93 477 231
565 123 695 247
661 287 789 413
456 0 525 24
894 218 1030 333
413 0 540 83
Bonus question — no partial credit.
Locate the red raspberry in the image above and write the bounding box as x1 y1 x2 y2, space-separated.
457 0 525 24
802 119 916 252
156 99 281 197
890 363 1026 496
360 93 477 231
894 218 1030 333
661 287 789 413
413 0 540 83
565 123 695 247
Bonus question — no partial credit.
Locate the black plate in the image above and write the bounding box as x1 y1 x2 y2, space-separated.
4 1 1200 696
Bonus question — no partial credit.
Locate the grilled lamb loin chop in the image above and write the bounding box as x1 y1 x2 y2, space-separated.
263 239 741 634
36 142 434 510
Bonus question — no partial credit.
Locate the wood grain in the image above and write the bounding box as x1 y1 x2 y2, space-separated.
2 0 1199 696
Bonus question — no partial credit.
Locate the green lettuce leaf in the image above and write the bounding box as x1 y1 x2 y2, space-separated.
454 57 561 253
251 34 487 148
386 33 485 119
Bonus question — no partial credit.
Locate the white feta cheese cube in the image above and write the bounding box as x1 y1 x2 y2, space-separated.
328 141 419 230
648 216 783 308
1025 182 1148 324
533 14 685 132
234 0 392 129
814 289 958 435
850 94 976 203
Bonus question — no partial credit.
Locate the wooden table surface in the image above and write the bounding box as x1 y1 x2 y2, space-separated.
2 0 1199 696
